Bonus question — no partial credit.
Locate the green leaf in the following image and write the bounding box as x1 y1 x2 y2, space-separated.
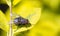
12 0 21 6
0 10 9 32
0 0 7 4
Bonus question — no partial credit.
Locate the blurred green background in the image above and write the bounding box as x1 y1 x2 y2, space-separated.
0 0 60 36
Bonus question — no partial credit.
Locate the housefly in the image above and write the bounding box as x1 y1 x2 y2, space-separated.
13 16 31 27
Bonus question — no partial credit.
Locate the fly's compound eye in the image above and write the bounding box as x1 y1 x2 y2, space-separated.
13 16 31 27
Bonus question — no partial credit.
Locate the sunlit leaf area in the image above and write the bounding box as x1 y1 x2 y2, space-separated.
0 0 60 36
